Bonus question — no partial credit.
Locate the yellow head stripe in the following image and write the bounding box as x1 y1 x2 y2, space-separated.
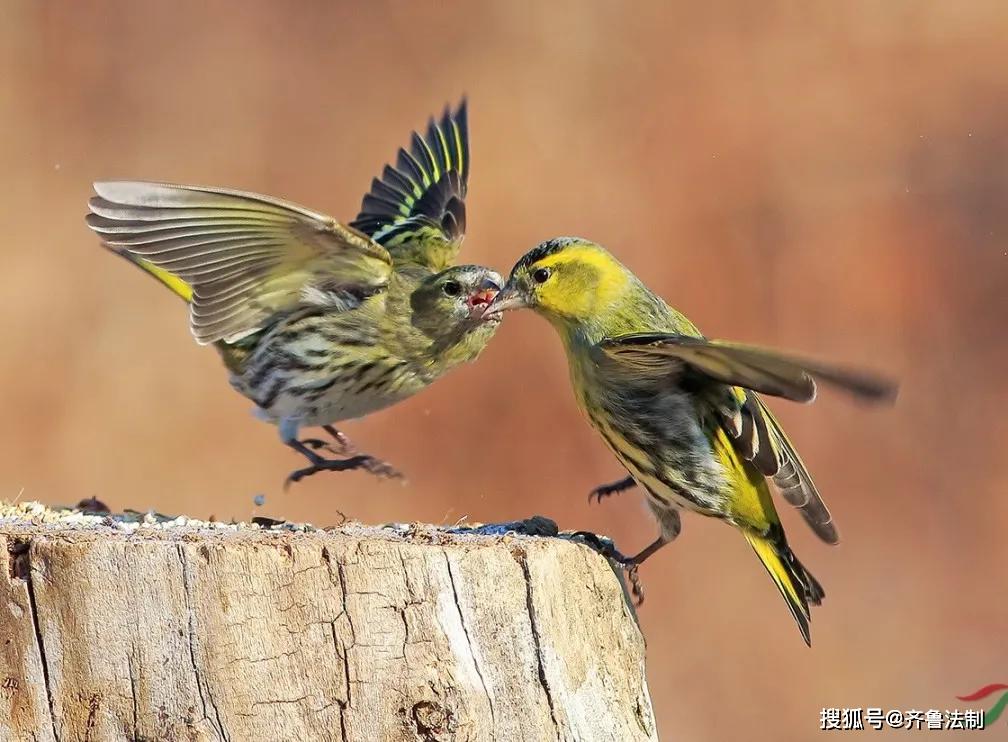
532 242 619 273
534 243 631 309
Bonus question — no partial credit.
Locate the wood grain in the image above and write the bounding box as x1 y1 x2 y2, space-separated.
0 514 657 741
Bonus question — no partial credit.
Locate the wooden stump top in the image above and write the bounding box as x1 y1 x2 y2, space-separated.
0 503 658 742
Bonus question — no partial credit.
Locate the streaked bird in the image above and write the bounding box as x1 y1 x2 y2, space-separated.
486 237 897 645
86 101 502 486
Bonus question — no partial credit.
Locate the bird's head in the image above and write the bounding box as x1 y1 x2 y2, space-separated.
485 238 632 328
410 264 502 334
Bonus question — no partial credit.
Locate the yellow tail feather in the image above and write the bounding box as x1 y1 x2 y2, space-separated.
115 250 193 303
743 530 814 646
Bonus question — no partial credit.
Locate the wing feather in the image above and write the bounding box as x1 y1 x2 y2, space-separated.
601 333 897 403
350 99 470 269
601 332 897 544
87 181 392 344
748 395 838 544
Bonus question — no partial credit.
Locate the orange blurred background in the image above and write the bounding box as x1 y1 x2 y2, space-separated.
3 2 1006 739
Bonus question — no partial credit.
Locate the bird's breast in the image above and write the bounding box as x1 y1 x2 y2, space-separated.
570 356 729 515
227 308 430 426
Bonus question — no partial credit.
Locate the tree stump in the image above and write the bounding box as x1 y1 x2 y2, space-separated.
0 504 658 741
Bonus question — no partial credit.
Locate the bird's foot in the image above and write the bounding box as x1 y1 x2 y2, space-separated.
298 426 356 457
567 530 646 606
625 564 645 606
588 475 636 504
284 440 404 489
322 424 355 455
299 438 335 453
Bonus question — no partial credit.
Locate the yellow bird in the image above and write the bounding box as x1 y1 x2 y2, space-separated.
86 102 504 486
486 237 896 645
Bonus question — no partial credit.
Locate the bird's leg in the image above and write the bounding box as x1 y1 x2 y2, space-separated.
582 526 677 606
283 439 403 489
621 536 671 606
588 475 637 504
298 438 335 452
615 507 682 603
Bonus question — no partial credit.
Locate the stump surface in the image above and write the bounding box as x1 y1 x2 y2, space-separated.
0 504 657 742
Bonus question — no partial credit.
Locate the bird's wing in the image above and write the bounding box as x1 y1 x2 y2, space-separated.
349 100 469 271
600 333 898 544
599 333 897 403
87 181 393 345
744 393 839 544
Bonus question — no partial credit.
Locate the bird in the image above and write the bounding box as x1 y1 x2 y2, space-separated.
485 237 897 645
86 100 503 487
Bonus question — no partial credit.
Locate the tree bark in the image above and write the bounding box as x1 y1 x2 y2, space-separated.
0 506 658 742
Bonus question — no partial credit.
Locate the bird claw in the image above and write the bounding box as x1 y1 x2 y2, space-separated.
300 438 336 453
299 428 355 457
625 564 645 606
283 454 404 490
588 476 636 504
568 530 626 559
358 457 404 480
567 530 646 605
321 425 355 455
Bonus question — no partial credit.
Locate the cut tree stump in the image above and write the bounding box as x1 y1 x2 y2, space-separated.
0 504 658 742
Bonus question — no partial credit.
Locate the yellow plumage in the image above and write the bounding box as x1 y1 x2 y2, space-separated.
487 237 896 645
743 531 810 639
85 101 505 487
117 252 194 303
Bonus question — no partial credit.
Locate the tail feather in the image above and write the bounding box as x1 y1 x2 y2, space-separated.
112 248 193 303
743 526 824 646
796 551 826 607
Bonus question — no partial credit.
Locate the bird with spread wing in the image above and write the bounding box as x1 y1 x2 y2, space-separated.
486 237 897 645
86 101 502 486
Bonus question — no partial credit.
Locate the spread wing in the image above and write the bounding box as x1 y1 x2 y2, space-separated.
599 333 897 403
349 99 469 271
600 333 898 544
87 181 393 345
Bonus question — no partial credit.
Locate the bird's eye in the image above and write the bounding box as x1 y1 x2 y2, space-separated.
442 280 462 297
532 267 551 284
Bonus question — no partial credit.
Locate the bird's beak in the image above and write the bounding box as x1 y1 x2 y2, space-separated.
466 276 502 320
466 286 500 319
483 285 529 318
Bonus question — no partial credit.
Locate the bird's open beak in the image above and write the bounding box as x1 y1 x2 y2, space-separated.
466 286 500 319
483 285 529 318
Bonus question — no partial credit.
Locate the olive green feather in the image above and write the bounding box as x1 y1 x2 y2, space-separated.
350 99 469 271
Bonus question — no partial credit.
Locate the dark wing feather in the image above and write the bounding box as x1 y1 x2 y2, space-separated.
350 99 469 269
744 394 839 543
601 333 898 544
600 333 898 403
87 181 392 345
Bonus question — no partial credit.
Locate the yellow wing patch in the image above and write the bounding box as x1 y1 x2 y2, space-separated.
128 254 193 303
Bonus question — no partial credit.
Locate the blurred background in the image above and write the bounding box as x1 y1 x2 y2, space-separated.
3 1 1006 738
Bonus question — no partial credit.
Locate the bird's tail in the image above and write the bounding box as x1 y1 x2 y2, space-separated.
743 524 824 646
111 248 193 303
